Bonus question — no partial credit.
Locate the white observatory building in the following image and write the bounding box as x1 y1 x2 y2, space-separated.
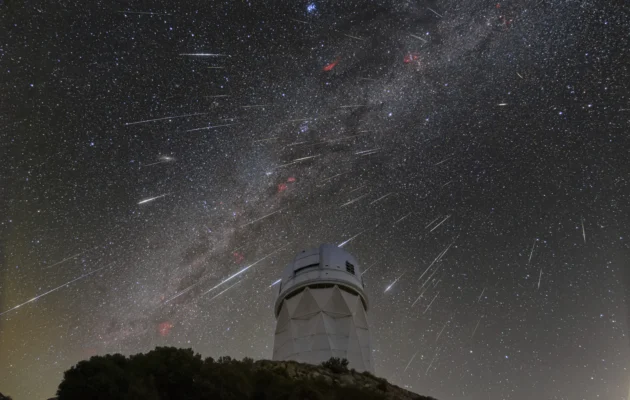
272 243 373 373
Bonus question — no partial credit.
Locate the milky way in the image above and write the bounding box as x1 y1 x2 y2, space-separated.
2 1 629 399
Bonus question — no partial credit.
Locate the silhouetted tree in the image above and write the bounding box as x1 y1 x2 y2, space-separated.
57 353 129 400
56 347 436 400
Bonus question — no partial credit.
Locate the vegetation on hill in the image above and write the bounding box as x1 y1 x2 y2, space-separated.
55 347 436 400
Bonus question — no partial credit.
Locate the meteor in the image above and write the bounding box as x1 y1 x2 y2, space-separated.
340 193 369 208
410 34 427 43
423 292 439 314
427 7 443 18
384 272 405 292
118 11 172 16
240 208 285 228
338 229 365 247
179 53 226 57
138 193 170 205
528 239 537 264
185 123 238 132
44 251 86 269
125 112 207 126
370 192 393 205
205 280 243 303
165 245 288 304
1 263 113 317
199 244 289 296
429 214 451 232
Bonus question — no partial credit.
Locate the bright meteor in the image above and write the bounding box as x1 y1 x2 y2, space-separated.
0 263 113 317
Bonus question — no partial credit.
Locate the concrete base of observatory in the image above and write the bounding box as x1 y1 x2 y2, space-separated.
273 284 373 373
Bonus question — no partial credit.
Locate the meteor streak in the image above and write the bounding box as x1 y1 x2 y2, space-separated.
361 260 379 276
434 157 451 166
253 136 278 143
348 185 367 193
417 249 445 282
419 263 443 290
370 192 393 205
425 349 440 375
44 251 87 269
205 280 243 303
141 156 176 168
199 245 289 296
477 287 486 302
416 240 454 285
343 34 365 41
338 230 365 247
411 290 425 307
425 216 440 229
276 155 320 168
471 318 481 338
138 193 170 205
241 208 285 228
410 33 428 43
436 321 448 341
1 263 112 317
340 193 369 208
320 172 346 182
423 292 439 314
427 7 444 17
179 53 226 56
125 112 208 126
118 11 172 15
355 148 380 156
528 239 536 264
404 351 419 372
185 123 238 132
393 212 412 226
429 214 451 232
384 272 405 292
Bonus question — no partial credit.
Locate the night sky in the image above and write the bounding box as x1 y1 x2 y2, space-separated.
2 0 630 399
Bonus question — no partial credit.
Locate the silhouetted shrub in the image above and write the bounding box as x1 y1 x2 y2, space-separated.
321 357 349 373
242 357 255 366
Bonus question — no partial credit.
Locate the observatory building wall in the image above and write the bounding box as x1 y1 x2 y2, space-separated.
272 244 373 373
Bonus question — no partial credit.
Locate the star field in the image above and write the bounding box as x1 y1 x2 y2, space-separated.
1 1 629 399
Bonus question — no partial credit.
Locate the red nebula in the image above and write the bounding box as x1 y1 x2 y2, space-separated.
287 177 296 182
323 58 340 71
278 183 288 192
404 53 420 63
496 3 501 8
233 251 245 263
158 321 173 337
